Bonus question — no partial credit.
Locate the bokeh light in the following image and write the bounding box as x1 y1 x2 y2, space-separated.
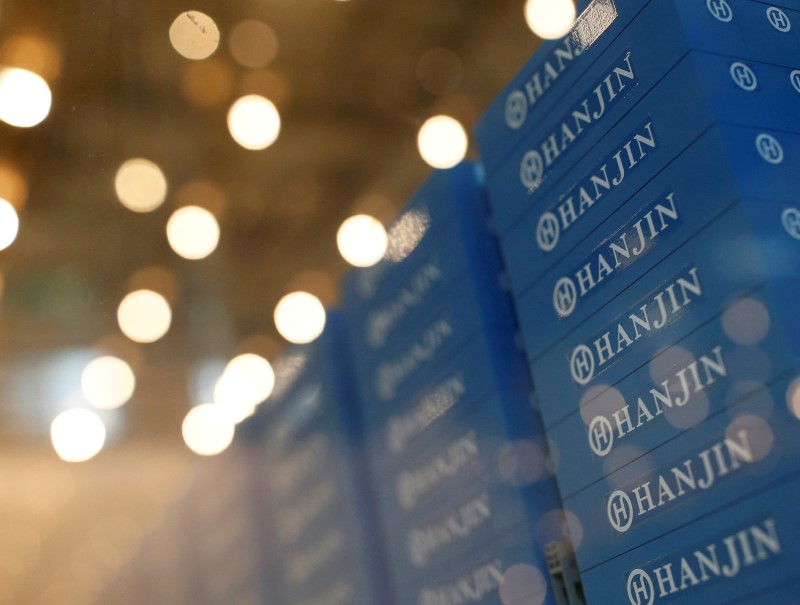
227 95 281 150
274 291 326 344
117 289 172 343
114 159 167 213
0 160 28 209
0 67 52 127
0 198 20 250
416 48 464 95
417 115 468 169
524 0 577 39
337 214 388 267
169 11 220 60
50 409 106 463
214 353 275 423
228 20 279 68
81 356 136 410
180 58 233 108
182 403 235 456
166 205 220 260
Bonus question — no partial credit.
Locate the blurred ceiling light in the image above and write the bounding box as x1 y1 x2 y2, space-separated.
169 11 220 60
337 214 388 267
416 48 464 95
1 34 62 82
50 409 106 463
181 57 233 108
114 158 167 213
117 289 172 343
214 353 275 423
228 20 279 68
0 198 19 250
166 205 220 260
0 67 52 127
0 160 28 209
274 291 326 344
182 403 235 456
227 94 281 150
81 356 136 410
417 115 468 169
524 0 576 39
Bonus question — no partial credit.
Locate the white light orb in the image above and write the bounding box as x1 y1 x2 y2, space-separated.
166 206 220 260
182 403 235 456
51 409 106 463
117 289 172 343
169 11 220 60
81 356 136 410
0 198 19 250
524 0 577 39
227 95 281 150
274 291 326 344
214 354 275 422
0 68 52 128
417 115 468 169
337 214 388 267
114 159 168 213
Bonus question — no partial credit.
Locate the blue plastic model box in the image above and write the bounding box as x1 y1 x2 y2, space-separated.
530 196 800 429
566 373 800 570
547 283 800 498
498 54 800 304
579 467 800 604
478 0 800 236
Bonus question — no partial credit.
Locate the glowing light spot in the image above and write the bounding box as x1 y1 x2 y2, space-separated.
114 159 167 213
726 414 774 461
81 356 135 410
337 214 388 267
214 353 275 423
417 115 468 169
0 68 51 127
227 95 280 150
0 160 28 209
500 564 547 605
722 298 771 345
0 198 20 250
50 409 106 463
229 20 279 68
182 403 235 456
274 291 326 344
663 390 710 429
787 378 800 420
117 289 172 343
166 206 220 260
169 11 220 60
579 385 623 427
524 0 577 39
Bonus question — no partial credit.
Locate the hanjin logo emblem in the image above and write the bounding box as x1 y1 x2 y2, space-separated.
505 91 528 129
607 490 634 533
767 7 791 32
730 62 757 91
570 345 595 385
756 133 784 164
553 277 577 317
782 207 800 240
790 70 800 94
627 569 654 605
707 0 733 22
536 212 560 251
520 151 544 191
588 416 614 457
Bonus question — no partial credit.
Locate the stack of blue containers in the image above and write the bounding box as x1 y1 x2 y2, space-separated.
246 313 386 605
342 163 580 605
475 0 800 602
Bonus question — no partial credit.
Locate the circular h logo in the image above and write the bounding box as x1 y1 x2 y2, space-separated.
520 150 544 191
707 0 733 22
570 345 595 385
536 211 561 252
627 569 655 605
729 62 757 91
607 490 634 533
781 207 800 241
767 7 791 32
755 133 784 164
790 70 800 94
505 91 528 130
553 277 577 318
588 416 614 457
